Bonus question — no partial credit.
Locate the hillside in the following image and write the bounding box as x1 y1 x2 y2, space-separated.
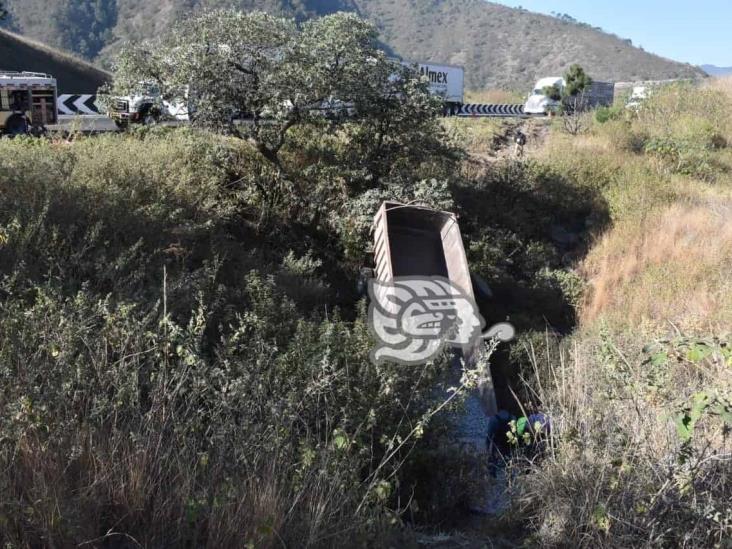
357 0 705 89
0 28 110 92
2 0 703 90
0 60 730 545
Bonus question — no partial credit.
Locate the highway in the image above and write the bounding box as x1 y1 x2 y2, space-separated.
49 114 119 133
45 105 539 135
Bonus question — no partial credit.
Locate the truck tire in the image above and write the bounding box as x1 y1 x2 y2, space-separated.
138 104 161 126
30 125 47 138
5 114 29 136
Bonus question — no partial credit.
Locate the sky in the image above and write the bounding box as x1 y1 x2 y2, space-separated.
494 0 731 67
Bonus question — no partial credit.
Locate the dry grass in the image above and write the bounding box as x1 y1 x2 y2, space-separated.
530 81 732 334
582 201 732 332
465 88 524 104
453 81 732 546
705 75 732 94
512 337 732 547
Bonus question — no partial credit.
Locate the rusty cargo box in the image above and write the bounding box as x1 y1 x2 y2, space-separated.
372 201 497 414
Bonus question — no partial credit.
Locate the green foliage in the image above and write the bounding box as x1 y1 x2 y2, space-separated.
643 136 724 181
455 159 608 331
542 84 562 102
594 104 624 124
564 63 592 97
0 130 465 544
104 11 454 231
509 330 732 547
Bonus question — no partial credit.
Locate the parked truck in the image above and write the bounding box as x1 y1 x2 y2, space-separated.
109 59 465 125
404 61 464 114
108 81 189 127
524 76 615 115
0 71 58 136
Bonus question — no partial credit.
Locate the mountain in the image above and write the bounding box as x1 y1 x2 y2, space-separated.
0 28 110 93
1 0 704 90
701 65 732 77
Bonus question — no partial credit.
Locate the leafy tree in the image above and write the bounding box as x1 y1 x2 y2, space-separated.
556 64 593 133
107 11 439 167
564 63 592 97
105 10 454 227
0 1 6 20
542 83 563 101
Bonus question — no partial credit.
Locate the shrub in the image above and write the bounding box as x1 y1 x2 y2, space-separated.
0 128 470 545
508 334 732 547
643 136 724 181
594 104 624 124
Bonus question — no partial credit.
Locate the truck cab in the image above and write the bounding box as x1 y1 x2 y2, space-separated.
0 71 58 136
109 82 164 126
109 82 190 127
524 76 565 115
626 86 650 111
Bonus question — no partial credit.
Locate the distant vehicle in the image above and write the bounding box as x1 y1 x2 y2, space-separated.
110 60 465 126
524 76 565 115
0 71 58 136
626 86 650 110
108 82 189 127
524 76 615 115
403 61 465 114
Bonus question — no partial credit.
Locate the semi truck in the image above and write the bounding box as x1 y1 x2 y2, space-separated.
109 60 465 125
0 71 58 136
404 61 464 114
524 76 615 115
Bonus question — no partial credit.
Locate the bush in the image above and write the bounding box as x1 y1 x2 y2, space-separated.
508 334 732 547
594 104 624 124
643 136 726 181
0 128 467 545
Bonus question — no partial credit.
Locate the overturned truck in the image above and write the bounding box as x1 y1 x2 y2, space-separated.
371 201 498 415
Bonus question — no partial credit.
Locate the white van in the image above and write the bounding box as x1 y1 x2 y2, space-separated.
524 77 565 115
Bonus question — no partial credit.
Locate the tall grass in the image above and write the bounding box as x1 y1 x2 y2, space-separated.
0 129 466 546
535 81 732 333
492 80 732 546
511 336 731 547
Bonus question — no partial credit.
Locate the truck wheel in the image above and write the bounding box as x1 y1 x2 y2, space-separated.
30 125 47 138
114 119 128 130
143 113 159 126
5 115 29 136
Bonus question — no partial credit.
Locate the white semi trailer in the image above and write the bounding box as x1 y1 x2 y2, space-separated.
404 61 465 113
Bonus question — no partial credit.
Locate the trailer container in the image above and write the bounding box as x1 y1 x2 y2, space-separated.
372 201 497 414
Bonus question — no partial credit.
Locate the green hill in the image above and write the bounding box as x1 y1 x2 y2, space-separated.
0 28 109 93
2 0 703 90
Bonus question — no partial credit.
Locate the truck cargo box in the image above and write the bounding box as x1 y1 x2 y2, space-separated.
372 202 497 413
402 61 464 105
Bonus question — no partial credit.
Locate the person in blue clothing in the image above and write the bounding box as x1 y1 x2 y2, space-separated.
485 410 550 475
